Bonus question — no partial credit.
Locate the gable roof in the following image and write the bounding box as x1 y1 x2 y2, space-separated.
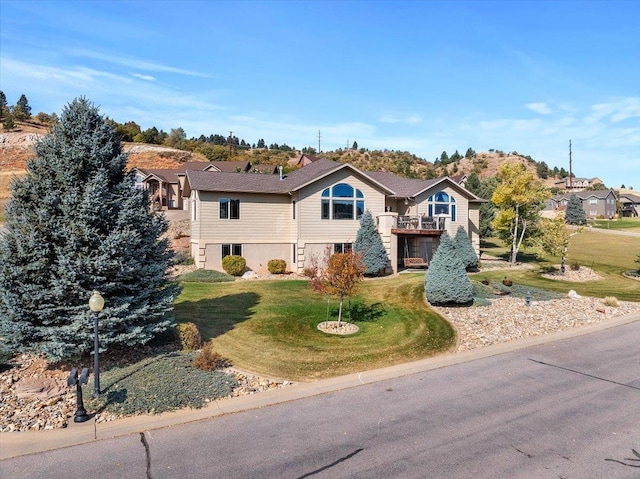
185 158 485 203
552 189 616 201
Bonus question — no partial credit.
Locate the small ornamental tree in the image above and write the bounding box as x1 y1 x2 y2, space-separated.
425 233 472 305
565 194 587 225
0 97 181 361
453 225 478 270
353 210 388 275
310 250 365 326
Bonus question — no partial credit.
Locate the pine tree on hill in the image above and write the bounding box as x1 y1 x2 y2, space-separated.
353 210 388 275
565 194 587 225
453 225 478 270
425 233 473 305
0 97 181 361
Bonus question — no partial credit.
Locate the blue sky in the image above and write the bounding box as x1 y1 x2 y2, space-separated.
1 0 638 188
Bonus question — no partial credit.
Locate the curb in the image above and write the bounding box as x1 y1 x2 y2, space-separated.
1 312 638 461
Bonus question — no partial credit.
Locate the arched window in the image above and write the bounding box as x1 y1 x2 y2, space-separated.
321 183 364 220
427 191 456 221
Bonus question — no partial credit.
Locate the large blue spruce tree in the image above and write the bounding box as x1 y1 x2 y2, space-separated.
0 98 181 361
353 210 388 275
425 233 473 305
564 194 587 225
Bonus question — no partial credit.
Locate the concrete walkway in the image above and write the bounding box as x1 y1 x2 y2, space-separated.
1 312 638 461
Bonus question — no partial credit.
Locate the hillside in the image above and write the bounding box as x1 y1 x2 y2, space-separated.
0 120 571 199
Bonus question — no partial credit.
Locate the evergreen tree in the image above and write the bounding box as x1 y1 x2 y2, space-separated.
0 90 6 118
14 94 32 120
425 234 472 305
353 210 388 275
465 172 497 237
0 97 181 361
2 114 15 131
453 225 478 270
565 193 587 225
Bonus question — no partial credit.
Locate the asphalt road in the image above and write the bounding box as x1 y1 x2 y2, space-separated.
2 321 639 479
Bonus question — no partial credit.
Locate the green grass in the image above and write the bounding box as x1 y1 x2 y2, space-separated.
479 230 640 301
175 275 455 381
588 217 640 231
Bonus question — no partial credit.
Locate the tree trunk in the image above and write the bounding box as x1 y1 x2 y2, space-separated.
337 296 344 327
510 204 520 265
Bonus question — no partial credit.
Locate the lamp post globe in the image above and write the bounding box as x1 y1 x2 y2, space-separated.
89 291 104 398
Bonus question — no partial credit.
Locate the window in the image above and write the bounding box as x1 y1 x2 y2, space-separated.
334 243 352 253
321 183 364 220
222 244 242 258
191 198 197 221
589 198 598 205
427 191 456 221
220 198 240 219
292 200 296 220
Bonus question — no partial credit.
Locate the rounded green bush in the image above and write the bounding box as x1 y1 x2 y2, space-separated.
267 259 287 274
222 255 246 276
176 322 202 351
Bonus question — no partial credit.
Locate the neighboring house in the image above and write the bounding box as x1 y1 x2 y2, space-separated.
133 161 254 210
545 189 617 219
183 158 485 275
449 174 468 187
558 176 603 191
619 192 640 217
288 153 323 167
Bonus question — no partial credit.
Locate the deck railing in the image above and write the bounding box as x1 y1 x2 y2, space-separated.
395 215 446 230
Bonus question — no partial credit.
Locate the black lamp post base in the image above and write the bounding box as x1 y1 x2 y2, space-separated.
73 408 91 423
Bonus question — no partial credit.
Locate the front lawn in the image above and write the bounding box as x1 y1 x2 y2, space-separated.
479 230 640 301
175 275 455 381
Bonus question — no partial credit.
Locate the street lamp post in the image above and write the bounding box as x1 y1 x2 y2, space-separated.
89 291 104 398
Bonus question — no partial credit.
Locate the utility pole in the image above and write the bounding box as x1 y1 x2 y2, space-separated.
568 139 572 189
229 131 233 157
318 130 321 153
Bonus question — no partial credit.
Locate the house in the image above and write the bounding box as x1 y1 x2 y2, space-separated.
545 189 617 219
133 161 255 210
183 158 485 275
619 192 640 217
558 176 603 191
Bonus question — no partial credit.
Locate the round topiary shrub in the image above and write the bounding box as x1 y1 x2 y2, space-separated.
222 255 246 276
267 259 287 274
176 322 202 351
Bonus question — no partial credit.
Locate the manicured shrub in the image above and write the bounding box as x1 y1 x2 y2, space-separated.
222 255 246 276
179 269 235 283
603 297 619 307
176 322 202 351
570 262 580 271
425 233 473 305
193 342 228 371
354 210 388 275
267 259 287 274
171 250 194 266
453 225 479 270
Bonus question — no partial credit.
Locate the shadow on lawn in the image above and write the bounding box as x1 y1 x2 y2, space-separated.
175 292 260 341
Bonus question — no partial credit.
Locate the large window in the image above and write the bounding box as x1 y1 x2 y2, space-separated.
321 183 364 220
220 198 240 219
427 191 456 221
222 244 242 258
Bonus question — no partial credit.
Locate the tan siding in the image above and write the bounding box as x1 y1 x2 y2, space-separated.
198 192 294 242
297 169 386 243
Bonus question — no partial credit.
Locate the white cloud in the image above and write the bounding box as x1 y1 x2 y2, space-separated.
525 102 552 115
131 73 156 82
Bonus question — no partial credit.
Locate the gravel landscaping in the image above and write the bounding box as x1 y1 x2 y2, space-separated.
2 262 638 433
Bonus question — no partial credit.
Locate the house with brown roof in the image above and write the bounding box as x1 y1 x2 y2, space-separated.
183 158 485 274
545 189 617 219
619 192 640 217
133 161 254 210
